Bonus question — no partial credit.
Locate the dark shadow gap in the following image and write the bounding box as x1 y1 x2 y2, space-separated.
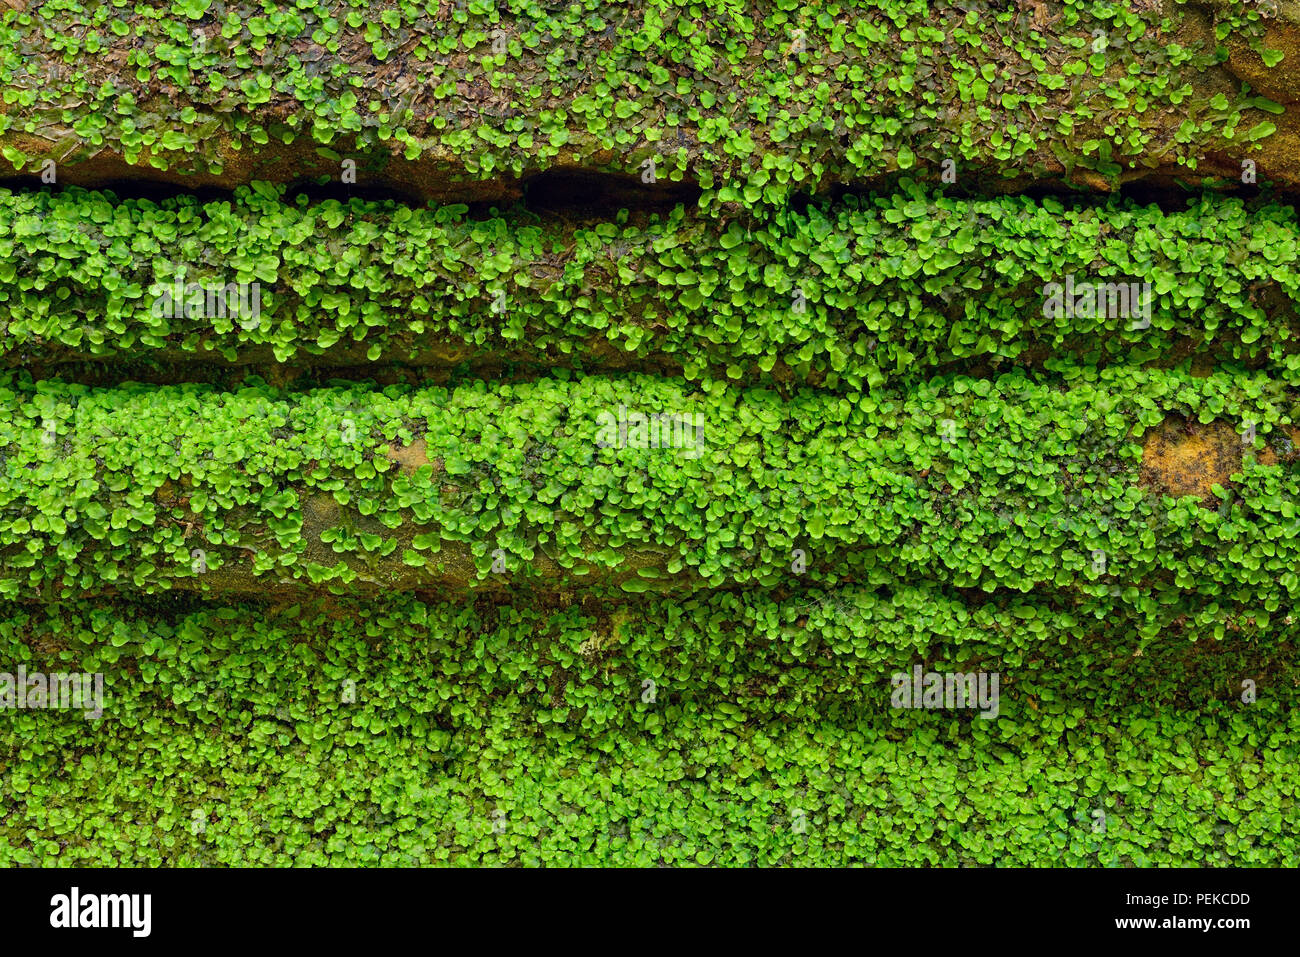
810 172 1300 218
282 177 425 208
522 167 702 217
4 164 1294 224
0 176 237 207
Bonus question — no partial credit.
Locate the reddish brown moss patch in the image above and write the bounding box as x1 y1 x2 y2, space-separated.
1139 418 1300 500
1140 417 1244 501
384 438 431 475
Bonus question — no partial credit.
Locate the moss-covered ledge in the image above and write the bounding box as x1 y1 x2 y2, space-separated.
0 0 1293 203
4 366 1300 604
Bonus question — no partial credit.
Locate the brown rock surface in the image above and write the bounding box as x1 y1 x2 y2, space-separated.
4 2 1300 199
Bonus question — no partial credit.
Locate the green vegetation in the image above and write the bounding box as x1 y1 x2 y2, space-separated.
3 365 1299 610
0 0 1285 205
7 185 1300 388
2 0 1297 870
1 593 1294 865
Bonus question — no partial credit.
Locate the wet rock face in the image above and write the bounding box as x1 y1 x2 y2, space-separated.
1217 3 1300 187
0 132 523 206
1225 23 1300 104
2 1 1298 199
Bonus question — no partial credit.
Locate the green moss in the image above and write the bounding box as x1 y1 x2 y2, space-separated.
2 365 1299 606
1 0 1294 871
0 591 1294 865
0 1 1282 206
7 185 1300 389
